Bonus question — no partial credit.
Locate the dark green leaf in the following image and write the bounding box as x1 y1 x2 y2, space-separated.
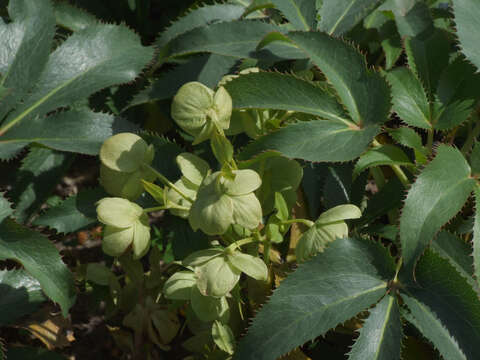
403 249 480 359
165 20 285 60
473 187 480 283
33 187 107 234
271 0 316 30
348 295 402 360
405 29 450 98
452 0 480 70
0 110 119 157
156 4 245 49
385 67 431 129
471 142 480 176
432 231 474 281
0 269 46 326
225 72 349 123
10 147 74 224
399 145 475 272
0 0 55 121
129 54 238 108
360 176 404 226
0 193 13 223
0 23 154 140
238 119 379 162
401 293 467 360
168 216 210 260
385 0 434 37
388 126 427 160
54 1 98 32
353 144 413 178
265 32 391 127
319 0 383 36
0 219 76 317
234 237 395 360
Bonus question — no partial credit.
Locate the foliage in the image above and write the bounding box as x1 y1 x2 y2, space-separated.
3 0 480 359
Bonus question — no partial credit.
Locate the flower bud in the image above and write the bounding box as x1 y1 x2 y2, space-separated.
100 133 153 173
195 255 241 297
96 197 151 259
171 82 232 144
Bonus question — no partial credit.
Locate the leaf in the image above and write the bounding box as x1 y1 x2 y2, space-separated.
473 187 480 283
224 72 349 123
167 216 210 260
405 29 450 98
431 232 474 284
129 54 238 108
399 145 475 272
0 219 76 317
403 249 480 359
0 193 13 223
360 177 404 226
165 20 286 60
319 0 383 36
262 32 391 127
156 3 245 49
452 0 480 70
386 67 431 129
0 23 154 140
348 295 402 360
10 147 74 224
401 294 467 360
0 0 56 122
271 0 316 30
33 187 107 234
353 144 413 178
54 1 98 32
388 126 427 162
238 119 379 162
383 0 434 38
0 110 120 158
234 237 395 360
212 321 235 355
0 269 46 326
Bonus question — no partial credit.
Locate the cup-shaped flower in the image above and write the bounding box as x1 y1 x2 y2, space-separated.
295 204 361 262
166 153 210 218
100 133 154 173
99 133 155 200
171 82 232 144
188 169 262 235
96 197 151 259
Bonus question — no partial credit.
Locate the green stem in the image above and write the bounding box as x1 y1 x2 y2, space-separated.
370 167 386 190
426 128 434 152
393 257 403 284
144 164 195 203
281 218 314 228
226 237 255 253
143 204 190 213
461 117 480 154
372 139 409 187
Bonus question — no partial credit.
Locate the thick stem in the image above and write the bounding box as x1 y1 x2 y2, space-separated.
426 128 434 152
372 139 409 187
144 164 195 203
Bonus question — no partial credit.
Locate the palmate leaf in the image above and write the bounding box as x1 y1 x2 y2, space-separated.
53 1 98 32
238 31 390 162
0 2 154 159
473 187 480 283
348 295 402 360
319 0 383 36
0 193 13 223
0 219 76 317
452 0 480 71
270 0 316 30
399 145 475 272
401 249 480 359
234 237 395 360
0 269 46 326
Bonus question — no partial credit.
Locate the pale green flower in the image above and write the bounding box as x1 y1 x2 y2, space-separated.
189 169 262 235
96 197 151 259
171 82 232 144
